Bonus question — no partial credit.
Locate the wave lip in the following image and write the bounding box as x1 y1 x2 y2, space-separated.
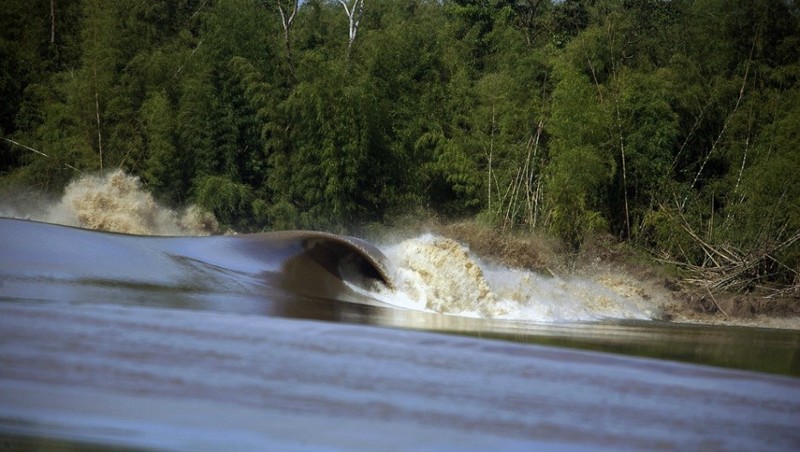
239 230 394 296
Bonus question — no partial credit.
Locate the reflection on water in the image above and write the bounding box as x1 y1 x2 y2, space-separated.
4 183 800 450
365 307 800 377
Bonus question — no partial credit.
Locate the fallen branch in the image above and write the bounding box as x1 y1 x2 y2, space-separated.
706 286 729 318
655 205 799 297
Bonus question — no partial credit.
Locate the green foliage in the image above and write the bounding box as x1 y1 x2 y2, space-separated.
141 91 184 203
544 64 612 246
719 88 800 280
193 175 255 230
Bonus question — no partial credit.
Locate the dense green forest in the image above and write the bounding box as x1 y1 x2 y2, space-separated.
1 0 799 291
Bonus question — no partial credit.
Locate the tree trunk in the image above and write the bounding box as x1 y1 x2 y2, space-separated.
338 0 364 62
50 0 56 43
276 1 298 79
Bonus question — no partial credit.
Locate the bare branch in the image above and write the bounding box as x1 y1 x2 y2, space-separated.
337 0 364 60
682 34 757 210
188 0 209 22
1 137 82 172
705 286 729 318
171 39 203 81
272 0 299 77
92 64 103 171
671 94 714 173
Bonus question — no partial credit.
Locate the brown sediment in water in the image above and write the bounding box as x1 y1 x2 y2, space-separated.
436 221 562 275
431 220 800 330
61 170 219 236
4 171 796 328
390 235 501 317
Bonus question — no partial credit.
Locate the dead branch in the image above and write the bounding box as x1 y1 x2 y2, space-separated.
682 34 757 210
656 205 800 296
1 137 82 172
706 286 729 318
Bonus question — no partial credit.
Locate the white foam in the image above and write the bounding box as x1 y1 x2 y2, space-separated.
374 234 661 323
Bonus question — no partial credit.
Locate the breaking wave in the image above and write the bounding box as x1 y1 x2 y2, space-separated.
372 234 662 323
1 170 218 236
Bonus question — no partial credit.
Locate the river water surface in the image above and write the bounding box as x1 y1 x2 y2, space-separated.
2 172 800 451
2 215 800 450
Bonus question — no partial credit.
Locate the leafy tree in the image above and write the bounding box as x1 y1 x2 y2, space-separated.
141 91 184 203
544 62 612 248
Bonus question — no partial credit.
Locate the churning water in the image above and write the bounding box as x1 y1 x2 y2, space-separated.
375 234 661 322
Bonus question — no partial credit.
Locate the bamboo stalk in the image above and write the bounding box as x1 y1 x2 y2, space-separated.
50 0 56 43
95 82 103 171
683 34 756 210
